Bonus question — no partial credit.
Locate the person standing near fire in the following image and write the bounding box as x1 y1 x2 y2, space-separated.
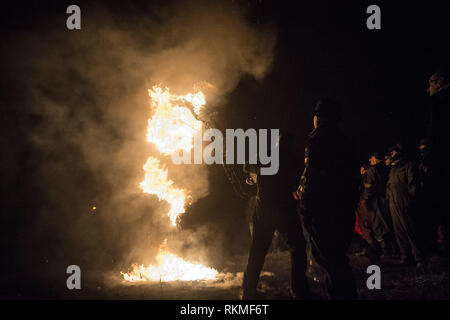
425 65 450 254
362 152 394 259
294 98 359 299
242 132 312 300
386 144 424 267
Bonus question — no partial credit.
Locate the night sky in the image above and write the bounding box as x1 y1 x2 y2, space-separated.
1 0 449 297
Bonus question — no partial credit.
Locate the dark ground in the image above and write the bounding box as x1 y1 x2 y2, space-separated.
3 235 450 300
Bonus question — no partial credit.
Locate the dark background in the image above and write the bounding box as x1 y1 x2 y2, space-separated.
1 0 449 298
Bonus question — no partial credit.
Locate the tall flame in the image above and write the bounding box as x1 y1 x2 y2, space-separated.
140 157 188 226
122 85 222 283
140 86 205 225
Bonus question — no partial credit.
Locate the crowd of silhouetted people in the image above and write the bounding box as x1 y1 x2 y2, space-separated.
242 65 450 300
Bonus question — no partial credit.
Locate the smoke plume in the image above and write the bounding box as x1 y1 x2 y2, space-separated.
12 0 276 277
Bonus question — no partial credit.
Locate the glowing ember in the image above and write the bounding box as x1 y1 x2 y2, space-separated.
121 241 218 282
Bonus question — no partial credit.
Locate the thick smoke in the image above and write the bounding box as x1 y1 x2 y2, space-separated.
19 0 275 277
145 0 276 101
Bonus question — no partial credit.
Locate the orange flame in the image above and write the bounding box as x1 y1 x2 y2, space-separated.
121 240 218 282
122 85 221 283
146 86 204 155
140 157 188 226
140 85 205 225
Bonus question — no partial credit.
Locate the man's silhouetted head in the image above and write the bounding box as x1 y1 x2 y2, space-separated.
312 98 342 128
428 64 449 96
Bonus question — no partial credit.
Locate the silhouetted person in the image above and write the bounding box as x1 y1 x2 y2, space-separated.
242 132 311 300
363 152 394 258
386 144 423 267
426 65 450 253
418 139 432 193
294 98 359 299
416 138 438 251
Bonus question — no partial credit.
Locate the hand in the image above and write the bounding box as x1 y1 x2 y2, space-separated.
246 172 258 185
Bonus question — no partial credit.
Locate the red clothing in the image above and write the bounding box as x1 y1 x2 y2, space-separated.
354 198 373 242
355 212 362 235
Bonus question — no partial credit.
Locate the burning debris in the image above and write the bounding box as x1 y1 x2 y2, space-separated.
121 240 218 282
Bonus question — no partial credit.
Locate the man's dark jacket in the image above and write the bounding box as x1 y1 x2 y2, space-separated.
362 162 391 241
386 159 418 215
297 124 359 230
295 123 359 299
428 86 450 172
